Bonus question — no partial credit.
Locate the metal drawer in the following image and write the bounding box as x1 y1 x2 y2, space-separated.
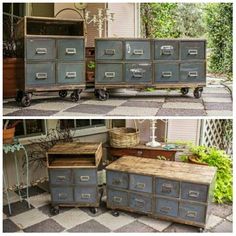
26 63 55 85
96 63 123 84
156 197 178 218
154 62 179 83
57 39 84 60
49 169 72 185
129 193 152 213
51 187 73 203
74 169 97 185
106 171 128 189
181 182 208 202
154 40 179 60
74 186 97 203
179 202 206 223
125 40 151 60
107 189 128 207
129 174 152 193
26 38 55 60
180 62 205 82
125 63 152 83
180 41 205 60
57 63 85 84
155 178 180 198
96 40 123 60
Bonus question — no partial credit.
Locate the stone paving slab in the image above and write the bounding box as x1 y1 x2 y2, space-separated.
29 101 79 111
206 110 233 116
204 102 232 111
121 101 163 108
6 109 58 116
206 214 223 229
203 97 232 103
81 99 127 106
115 220 156 232
210 220 233 232
157 108 207 116
164 222 199 232
162 102 204 110
107 106 159 116
138 216 172 231
64 104 115 114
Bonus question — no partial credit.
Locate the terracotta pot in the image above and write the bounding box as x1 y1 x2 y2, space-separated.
86 71 95 82
3 127 15 144
188 155 208 166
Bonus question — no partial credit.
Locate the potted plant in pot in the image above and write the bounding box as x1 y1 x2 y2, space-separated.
3 120 21 144
86 61 95 82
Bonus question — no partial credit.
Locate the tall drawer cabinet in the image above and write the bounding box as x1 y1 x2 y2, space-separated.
15 17 85 106
95 38 206 100
47 142 102 215
106 156 216 230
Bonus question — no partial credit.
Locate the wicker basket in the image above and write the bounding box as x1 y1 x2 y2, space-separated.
109 124 140 148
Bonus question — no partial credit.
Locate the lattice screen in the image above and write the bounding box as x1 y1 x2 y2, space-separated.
201 119 233 156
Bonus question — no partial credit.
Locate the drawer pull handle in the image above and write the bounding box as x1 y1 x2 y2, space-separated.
105 49 115 55
162 71 172 78
188 190 200 198
80 176 90 182
126 44 131 53
161 183 173 193
35 73 47 80
57 176 66 181
66 72 77 79
136 182 145 189
132 71 143 78
113 196 122 203
58 193 67 200
81 193 91 199
66 48 77 54
134 198 145 208
105 72 115 78
160 207 171 213
188 71 198 77
186 210 197 218
188 49 198 55
35 48 47 54
133 49 144 55
112 179 121 185
161 45 174 55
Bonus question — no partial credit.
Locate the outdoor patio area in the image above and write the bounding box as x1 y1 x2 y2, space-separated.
3 185 233 233
3 79 233 117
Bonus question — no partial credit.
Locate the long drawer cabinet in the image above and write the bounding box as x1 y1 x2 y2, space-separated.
47 142 102 215
106 156 216 230
15 16 85 107
95 38 206 100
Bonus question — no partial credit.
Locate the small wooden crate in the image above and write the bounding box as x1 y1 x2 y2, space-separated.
47 142 102 215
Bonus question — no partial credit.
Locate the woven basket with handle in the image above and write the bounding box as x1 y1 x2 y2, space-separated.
109 121 140 148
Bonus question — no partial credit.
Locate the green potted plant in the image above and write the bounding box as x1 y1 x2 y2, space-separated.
180 145 233 203
86 61 95 82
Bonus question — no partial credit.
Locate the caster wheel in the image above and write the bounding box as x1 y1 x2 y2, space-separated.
193 88 203 99
90 207 98 214
94 89 100 98
199 227 205 233
181 87 189 95
98 90 109 101
50 207 59 215
71 92 80 102
111 210 119 217
15 91 24 104
21 94 31 107
59 90 67 98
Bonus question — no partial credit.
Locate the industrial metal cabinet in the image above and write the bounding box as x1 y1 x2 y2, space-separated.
106 156 216 231
47 142 102 215
15 17 85 106
94 38 206 100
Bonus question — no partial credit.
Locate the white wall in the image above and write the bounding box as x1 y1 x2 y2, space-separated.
167 119 201 145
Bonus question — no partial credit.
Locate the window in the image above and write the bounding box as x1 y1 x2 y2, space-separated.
59 119 107 136
3 119 46 138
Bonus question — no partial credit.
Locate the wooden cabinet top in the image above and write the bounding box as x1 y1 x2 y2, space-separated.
106 156 217 185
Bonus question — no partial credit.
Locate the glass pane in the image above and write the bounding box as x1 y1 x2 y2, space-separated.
13 120 24 136
91 119 105 126
76 120 90 128
25 120 45 135
60 120 75 129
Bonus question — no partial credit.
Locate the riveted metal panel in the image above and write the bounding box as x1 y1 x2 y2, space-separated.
154 40 179 60
106 170 128 189
156 178 180 198
180 62 205 82
180 41 205 60
74 169 97 185
129 193 152 213
107 189 128 207
130 174 152 193
156 197 179 218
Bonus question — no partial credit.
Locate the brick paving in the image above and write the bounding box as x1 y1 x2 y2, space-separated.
3 186 233 233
